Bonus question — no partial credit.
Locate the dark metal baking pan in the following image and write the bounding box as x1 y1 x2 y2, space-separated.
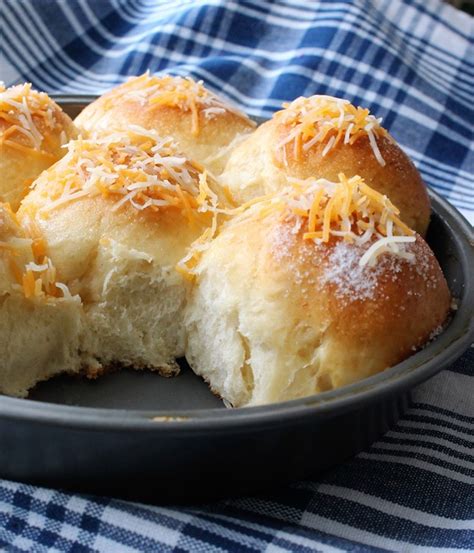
0 96 472 502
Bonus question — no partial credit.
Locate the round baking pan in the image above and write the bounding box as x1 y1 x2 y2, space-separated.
0 97 472 502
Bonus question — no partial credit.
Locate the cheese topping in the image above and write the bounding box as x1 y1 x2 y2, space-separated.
103 72 255 135
0 83 68 157
275 95 388 166
30 126 220 229
178 173 416 277
0 204 73 301
280 174 415 266
21 257 72 300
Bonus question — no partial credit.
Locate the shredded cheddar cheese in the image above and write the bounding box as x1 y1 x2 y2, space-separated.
30 126 221 228
103 72 255 136
275 95 388 166
0 204 72 301
282 174 415 264
178 173 416 278
0 83 69 156
20 257 73 300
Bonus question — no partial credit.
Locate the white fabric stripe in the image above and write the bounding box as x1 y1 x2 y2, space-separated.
113 0 474 63
416 167 474 197
381 0 474 56
301 512 474 553
268 530 345 553
109 0 209 23
458 207 474 224
265 545 290 553
0 52 20 83
129 504 270 550
406 408 474 431
406 146 474 181
174 515 268 549
317 484 474 530
358 452 474 485
430 194 474 215
425 192 474 215
386 429 474 456
246 1 319 21
131 505 193 524
92 536 139 553
412 371 474 418
77 0 198 45
372 441 474 471
417 164 474 192
290 0 474 48
100 505 181 547
12 536 36 552
411 149 473 183
395 420 474 443
425 188 474 208
0 500 13 515
189 510 309 542
219 0 474 84
223 52 471 136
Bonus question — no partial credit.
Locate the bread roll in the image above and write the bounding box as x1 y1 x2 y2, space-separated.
0 83 78 210
74 73 256 175
0 204 82 397
18 126 219 376
184 174 450 407
221 95 431 235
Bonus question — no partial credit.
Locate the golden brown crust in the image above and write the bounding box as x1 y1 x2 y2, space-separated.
275 126 431 235
222 105 431 236
265 217 450 389
0 85 78 210
75 75 255 175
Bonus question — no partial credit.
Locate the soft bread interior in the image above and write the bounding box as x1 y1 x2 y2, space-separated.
0 295 83 397
78 237 188 375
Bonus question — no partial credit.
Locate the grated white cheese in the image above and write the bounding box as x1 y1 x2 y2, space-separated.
276 95 387 165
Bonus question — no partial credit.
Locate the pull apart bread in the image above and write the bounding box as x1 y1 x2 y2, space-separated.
75 72 256 176
0 204 82 397
0 84 78 210
0 77 451 405
184 175 450 407
221 95 431 235
17 127 220 381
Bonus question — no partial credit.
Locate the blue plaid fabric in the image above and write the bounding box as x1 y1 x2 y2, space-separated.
0 0 473 551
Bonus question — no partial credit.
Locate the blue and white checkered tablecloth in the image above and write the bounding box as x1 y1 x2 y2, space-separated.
1 0 473 551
